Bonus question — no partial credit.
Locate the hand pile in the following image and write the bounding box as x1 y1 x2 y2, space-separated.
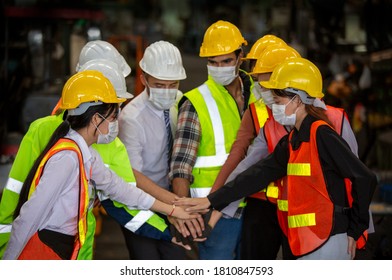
170 208 213 248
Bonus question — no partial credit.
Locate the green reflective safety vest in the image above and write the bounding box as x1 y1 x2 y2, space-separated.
184 76 252 198
0 114 67 258
92 142 168 234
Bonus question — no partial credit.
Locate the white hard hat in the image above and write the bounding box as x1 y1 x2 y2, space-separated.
76 40 131 77
78 59 134 99
139 41 186 80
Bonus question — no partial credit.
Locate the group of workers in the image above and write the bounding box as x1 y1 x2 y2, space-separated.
0 19 376 260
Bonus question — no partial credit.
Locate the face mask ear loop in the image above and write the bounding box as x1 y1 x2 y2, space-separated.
143 75 152 93
293 95 306 118
234 56 241 77
94 113 107 136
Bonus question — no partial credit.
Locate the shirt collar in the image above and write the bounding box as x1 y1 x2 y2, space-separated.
290 115 316 149
67 128 92 164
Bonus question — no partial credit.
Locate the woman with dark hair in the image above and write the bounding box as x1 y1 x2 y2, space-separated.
3 70 198 260
175 58 377 260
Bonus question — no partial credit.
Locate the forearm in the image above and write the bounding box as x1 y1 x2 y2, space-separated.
208 210 222 228
172 177 190 197
169 99 199 199
211 110 256 192
208 164 265 210
133 169 176 204
150 200 174 216
208 150 286 211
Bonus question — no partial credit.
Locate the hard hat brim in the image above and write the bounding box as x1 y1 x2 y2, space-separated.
259 80 277 89
120 92 134 99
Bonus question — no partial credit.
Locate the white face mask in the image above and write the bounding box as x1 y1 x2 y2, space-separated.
271 96 297 126
252 83 274 108
252 83 263 101
94 114 118 144
148 87 178 110
260 89 274 109
207 64 238 86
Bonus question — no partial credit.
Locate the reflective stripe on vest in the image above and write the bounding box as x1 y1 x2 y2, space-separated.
4 178 23 194
249 99 269 135
277 199 288 212
190 187 212 198
288 213 316 228
274 107 349 237
287 163 311 176
249 182 279 201
98 182 167 232
28 138 88 259
266 184 279 199
0 224 11 234
93 137 169 234
286 121 334 256
245 98 274 201
124 210 155 232
194 84 228 168
185 78 246 198
286 163 316 228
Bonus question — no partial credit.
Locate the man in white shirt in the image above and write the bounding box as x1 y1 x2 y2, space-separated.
118 41 190 259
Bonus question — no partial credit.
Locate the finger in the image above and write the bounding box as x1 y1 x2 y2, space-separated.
196 215 205 231
347 237 356 259
179 221 190 237
173 220 182 234
173 199 194 207
193 237 207 242
191 218 203 237
188 213 202 220
185 220 198 239
350 244 356 259
185 205 207 212
171 237 192 251
177 219 190 237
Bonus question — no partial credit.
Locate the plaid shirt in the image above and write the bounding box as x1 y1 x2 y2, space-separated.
169 100 200 184
169 71 252 185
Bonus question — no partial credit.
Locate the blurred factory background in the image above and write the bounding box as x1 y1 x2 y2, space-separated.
1 0 392 259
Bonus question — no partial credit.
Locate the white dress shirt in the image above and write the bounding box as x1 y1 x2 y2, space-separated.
3 129 155 259
118 89 179 190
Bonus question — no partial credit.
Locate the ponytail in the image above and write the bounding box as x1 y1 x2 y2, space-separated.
14 102 118 218
305 105 334 128
14 121 71 218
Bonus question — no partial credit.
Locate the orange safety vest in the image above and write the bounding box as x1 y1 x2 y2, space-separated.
267 107 367 250
249 99 269 136
23 138 89 260
249 104 280 202
265 106 346 234
286 120 334 256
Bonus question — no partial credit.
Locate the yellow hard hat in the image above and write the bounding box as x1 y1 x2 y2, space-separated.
260 57 324 98
244 35 286 60
199 20 247 57
60 70 126 111
250 44 301 75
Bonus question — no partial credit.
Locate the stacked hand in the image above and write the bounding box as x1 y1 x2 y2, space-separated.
168 197 221 250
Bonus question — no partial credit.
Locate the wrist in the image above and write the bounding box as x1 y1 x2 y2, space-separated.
168 204 176 217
